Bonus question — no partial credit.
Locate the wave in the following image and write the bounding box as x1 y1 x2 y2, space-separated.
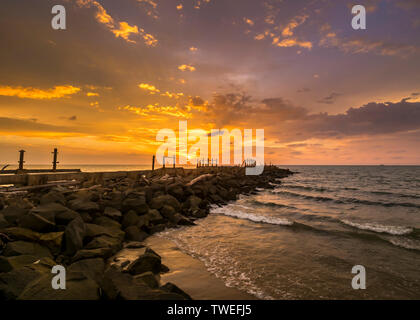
214 207 294 226
281 184 330 193
248 199 299 210
271 189 420 209
340 219 413 236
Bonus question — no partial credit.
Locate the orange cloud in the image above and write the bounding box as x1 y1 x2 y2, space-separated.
112 22 139 43
178 64 196 72
77 0 157 46
87 92 99 97
0 85 80 99
281 15 308 37
120 104 192 118
274 38 312 49
138 83 160 94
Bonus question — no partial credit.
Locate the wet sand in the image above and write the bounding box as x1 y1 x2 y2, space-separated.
144 236 257 300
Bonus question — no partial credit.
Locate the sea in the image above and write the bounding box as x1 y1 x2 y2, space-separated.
156 165 420 299
11 164 420 299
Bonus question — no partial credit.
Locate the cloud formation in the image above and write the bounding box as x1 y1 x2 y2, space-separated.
0 85 80 100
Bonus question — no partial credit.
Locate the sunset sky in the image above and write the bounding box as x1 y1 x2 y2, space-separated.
0 0 419 165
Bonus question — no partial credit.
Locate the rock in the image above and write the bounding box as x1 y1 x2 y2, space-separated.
18 212 56 233
184 195 202 210
40 191 66 206
122 210 139 229
174 214 195 226
29 203 80 226
160 282 192 300
102 267 185 300
67 258 105 285
127 252 161 275
72 248 112 262
150 195 181 211
0 266 43 300
93 216 121 229
125 226 148 242
145 209 164 224
3 241 52 259
68 198 99 213
1 228 63 255
137 215 150 229
84 235 122 254
0 258 55 299
160 264 170 273
122 197 149 215
18 272 100 300
0 213 10 228
167 185 185 201
149 224 166 234
1 206 28 224
103 207 122 219
85 223 124 241
134 271 159 288
160 205 176 220
124 241 145 249
78 212 93 223
64 217 86 256
0 255 39 273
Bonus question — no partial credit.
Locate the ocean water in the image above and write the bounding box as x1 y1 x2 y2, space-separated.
157 166 420 299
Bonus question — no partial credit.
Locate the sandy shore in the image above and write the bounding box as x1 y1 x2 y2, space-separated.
145 235 257 300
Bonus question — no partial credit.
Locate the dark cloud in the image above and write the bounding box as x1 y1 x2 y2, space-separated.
68 115 77 121
317 92 343 104
297 88 311 93
0 117 76 132
204 93 420 143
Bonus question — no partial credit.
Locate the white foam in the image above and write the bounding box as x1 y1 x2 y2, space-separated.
341 219 413 235
212 205 293 226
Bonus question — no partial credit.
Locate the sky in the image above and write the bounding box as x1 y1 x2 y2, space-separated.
0 0 419 165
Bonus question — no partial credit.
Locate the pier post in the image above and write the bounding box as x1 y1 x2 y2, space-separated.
18 150 25 171
173 155 176 169
52 148 59 171
152 155 155 171
163 156 165 169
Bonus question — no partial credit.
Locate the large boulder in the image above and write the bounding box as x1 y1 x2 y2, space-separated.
124 226 148 242
150 195 180 211
68 198 99 213
0 258 55 300
127 252 161 275
101 267 185 300
160 282 192 300
85 223 124 241
0 255 39 273
29 203 79 226
18 212 56 233
84 235 122 254
1 206 29 224
103 207 122 219
93 216 121 229
0 213 10 228
72 248 112 262
122 196 148 215
1 228 63 255
145 209 164 224
67 258 105 285
18 272 100 300
3 241 52 259
122 210 140 229
64 217 86 256
39 191 66 206
134 271 159 288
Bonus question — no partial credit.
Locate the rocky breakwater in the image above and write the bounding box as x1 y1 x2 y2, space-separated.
0 166 293 300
